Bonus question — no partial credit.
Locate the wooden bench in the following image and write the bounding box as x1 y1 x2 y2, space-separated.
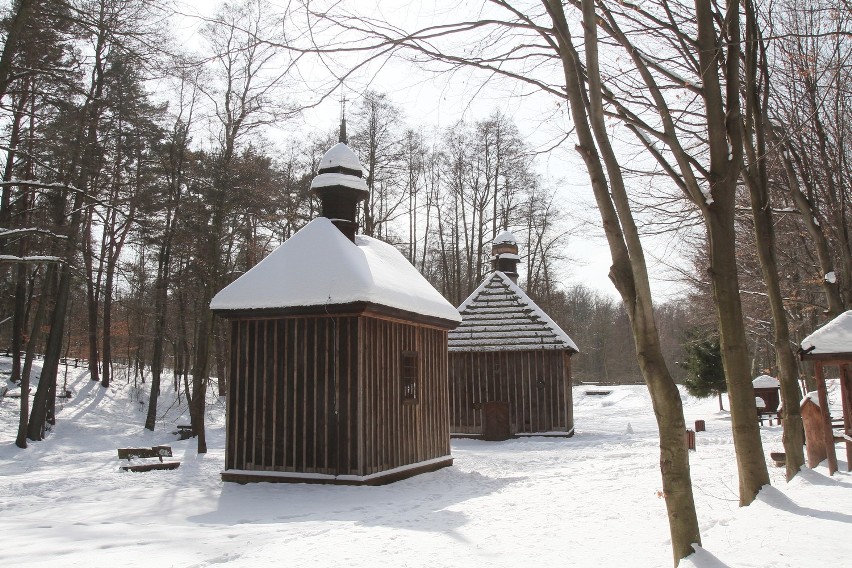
758 410 781 426
770 452 786 467
117 446 180 472
173 424 195 440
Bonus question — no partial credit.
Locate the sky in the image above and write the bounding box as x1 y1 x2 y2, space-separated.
173 0 692 302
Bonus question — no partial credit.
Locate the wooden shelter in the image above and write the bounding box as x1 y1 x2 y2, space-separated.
752 375 781 412
753 374 781 424
448 231 578 438
799 310 852 475
211 134 461 485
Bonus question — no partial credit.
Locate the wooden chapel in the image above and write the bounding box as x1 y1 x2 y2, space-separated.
210 129 461 484
447 231 578 439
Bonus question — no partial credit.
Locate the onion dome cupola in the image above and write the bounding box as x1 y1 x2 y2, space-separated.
310 127 368 241
491 230 520 283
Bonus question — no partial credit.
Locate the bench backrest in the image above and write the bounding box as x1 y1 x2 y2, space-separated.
118 446 173 460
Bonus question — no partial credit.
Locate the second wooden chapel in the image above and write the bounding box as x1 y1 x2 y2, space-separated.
448 231 578 439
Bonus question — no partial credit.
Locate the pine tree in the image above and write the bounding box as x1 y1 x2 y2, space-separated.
680 330 727 410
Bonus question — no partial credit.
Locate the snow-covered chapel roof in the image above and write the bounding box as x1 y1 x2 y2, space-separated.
448 271 578 352
801 310 852 356
210 217 461 323
318 142 363 173
493 230 517 245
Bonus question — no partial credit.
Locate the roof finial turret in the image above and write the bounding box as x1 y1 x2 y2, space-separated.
491 230 520 284
310 119 367 242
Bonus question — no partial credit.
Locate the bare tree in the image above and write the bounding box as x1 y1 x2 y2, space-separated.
739 0 805 478
766 0 851 317
189 0 297 453
145 70 198 431
294 0 707 560
565 0 772 503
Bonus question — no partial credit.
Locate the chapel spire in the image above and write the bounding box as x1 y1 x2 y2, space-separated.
491 230 520 284
310 131 368 242
339 95 348 144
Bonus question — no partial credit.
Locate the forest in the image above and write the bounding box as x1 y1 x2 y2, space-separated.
1 0 851 560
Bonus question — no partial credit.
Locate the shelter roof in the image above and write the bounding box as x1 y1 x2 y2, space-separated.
800 391 820 408
752 375 780 388
448 271 578 352
210 217 461 324
801 310 852 356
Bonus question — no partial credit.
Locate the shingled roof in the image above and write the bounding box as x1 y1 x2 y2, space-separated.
448 271 578 353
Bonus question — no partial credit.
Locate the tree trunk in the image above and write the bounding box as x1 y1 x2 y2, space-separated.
16 267 49 447
28 250 74 440
191 309 213 454
3 89 29 382
145 251 170 430
546 1 702 562
0 0 35 101
215 321 228 396
101 256 116 388
740 1 806 479
744 173 806 479
693 0 771 505
101 204 133 389
83 212 100 383
11 256 27 383
706 204 771 501
29 50 102 436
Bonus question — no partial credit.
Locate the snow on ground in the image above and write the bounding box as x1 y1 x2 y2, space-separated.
0 358 850 568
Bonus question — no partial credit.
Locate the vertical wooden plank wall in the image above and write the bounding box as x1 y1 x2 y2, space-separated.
226 316 359 476
226 314 450 478
448 350 573 435
359 316 451 476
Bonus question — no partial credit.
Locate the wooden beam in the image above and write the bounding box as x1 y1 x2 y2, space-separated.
213 301 459 330
815 362 838 475
800 352 852 364
841 365 852 472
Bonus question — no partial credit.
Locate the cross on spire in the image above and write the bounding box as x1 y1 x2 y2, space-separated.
339 94 348 144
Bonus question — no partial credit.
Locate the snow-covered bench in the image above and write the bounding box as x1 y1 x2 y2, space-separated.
758 410 781 426
173 424 195 440
117 446 180 472
756 397 780 426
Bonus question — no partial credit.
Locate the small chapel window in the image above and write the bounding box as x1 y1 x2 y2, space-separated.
401 351 418 403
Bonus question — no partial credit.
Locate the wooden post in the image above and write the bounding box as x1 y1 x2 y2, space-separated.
685 429 696 451
694 420 706 432
814 362 838 475
841 365 852 472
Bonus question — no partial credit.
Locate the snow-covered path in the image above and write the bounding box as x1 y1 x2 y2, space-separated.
1 362 849 567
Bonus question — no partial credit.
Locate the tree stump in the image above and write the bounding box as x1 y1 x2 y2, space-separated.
685 429 696 451
801 396 828 468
